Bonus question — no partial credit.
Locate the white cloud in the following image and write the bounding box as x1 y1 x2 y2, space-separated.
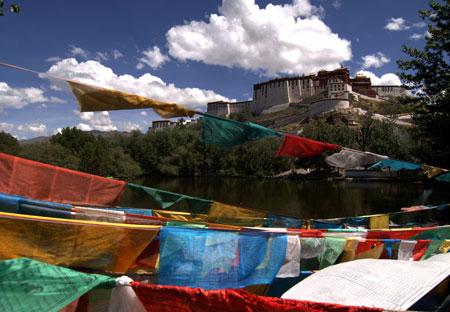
166 0 350 76
140 111 148 116
69 45 89 59
46 56 62 63
384 17 410 31
73 110 117 132
332 0 341 9
49 96 67 104
117 121 142 131
76 123 93 131
412 21 426 29
95 51 109 62
46 58 229 109
361 52 390 69
137 46 170 69
0 82 48 112
113 49 123 60
410 33 424 40
0 122 48 138
357 70 402 86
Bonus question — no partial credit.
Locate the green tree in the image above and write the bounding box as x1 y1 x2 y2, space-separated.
19 142 80 170
50 127 111 176
0 131 20 155
397 0 450 167
0 1 20 16
106 146 142 179
229 108 253 122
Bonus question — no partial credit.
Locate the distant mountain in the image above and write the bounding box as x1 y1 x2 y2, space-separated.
18 136 51 145
19 130 132 145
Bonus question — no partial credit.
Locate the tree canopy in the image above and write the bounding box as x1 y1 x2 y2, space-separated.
397 0 450 168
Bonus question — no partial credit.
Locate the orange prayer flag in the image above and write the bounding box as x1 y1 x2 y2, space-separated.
68 80 199 119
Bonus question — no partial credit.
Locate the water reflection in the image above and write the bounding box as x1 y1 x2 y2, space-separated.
119 177 450 219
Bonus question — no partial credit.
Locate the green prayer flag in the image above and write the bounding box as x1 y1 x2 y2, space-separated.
318 237 346 269
436 172 450 182
166 220 207 228
0 258 115 312
421 240 444 260
127 183 213 214
199 113 283 149
410 227 450 240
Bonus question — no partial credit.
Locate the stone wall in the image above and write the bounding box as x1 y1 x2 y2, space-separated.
372 86 408 98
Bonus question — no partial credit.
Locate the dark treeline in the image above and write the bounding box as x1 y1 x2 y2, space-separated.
0 112 414 180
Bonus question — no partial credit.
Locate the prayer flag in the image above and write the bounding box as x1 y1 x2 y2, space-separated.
199 113 283 149
0 258 115 312
208 201 267 227
0 153 126 206
276 134 341 158
368 158 422 171
436 172 450 182
325 148 387 169
131 282 383 312
158 227 287 290
369 214 389 230
127 183 213 214
318 237 346 269
68 80 198 118
421 165 449 179
0 211 159 273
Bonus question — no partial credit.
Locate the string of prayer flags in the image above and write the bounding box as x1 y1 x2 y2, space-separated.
68 80 199 119
158 226 287 290
368 158 423 171
127 182 213 214
0 258 116 312
276 134 342 158
325 148 388 169
199 113 283 149
0 153 126 206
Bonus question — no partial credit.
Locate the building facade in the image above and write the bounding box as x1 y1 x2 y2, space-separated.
206 67 407 117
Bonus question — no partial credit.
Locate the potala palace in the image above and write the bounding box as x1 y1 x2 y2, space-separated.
206 67 408 118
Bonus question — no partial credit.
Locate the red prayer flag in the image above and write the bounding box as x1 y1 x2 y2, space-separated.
0 152 126 206
412 240 431 261
276 134 341 158
131 282 383 312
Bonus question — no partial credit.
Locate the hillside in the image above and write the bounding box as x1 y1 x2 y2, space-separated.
246 96 416 134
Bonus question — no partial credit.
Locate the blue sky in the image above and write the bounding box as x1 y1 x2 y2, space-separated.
0 0 430 139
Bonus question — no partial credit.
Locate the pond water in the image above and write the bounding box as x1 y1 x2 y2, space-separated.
119 177 450 219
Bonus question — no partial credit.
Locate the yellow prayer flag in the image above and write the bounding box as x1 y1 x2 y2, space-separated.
439 240 450 254
369 214 390 229
152 209 209 222
68 80 199 119
421 165 449 179
207 202 267 227
339 237 359 263
355 243 384 260
0 212 159 273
